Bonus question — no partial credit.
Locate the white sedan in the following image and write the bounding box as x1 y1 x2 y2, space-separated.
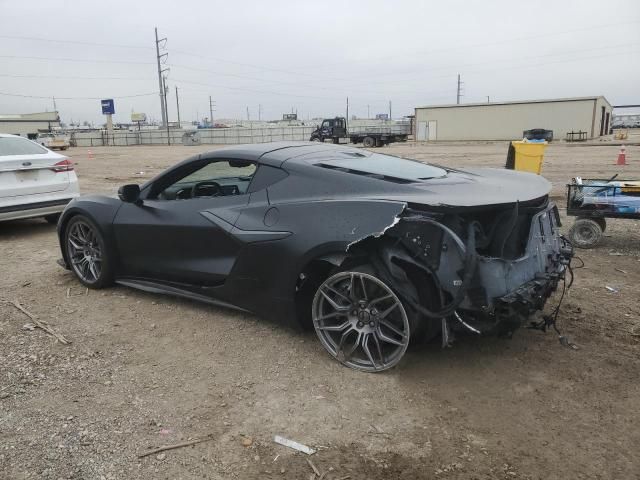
0 133 80 223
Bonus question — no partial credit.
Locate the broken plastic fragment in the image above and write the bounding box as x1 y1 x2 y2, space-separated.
273 435 316 455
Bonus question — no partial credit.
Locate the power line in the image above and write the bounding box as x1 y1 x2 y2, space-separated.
297 19 640 71
336 42 640 86
0 73 154 81
0 54 154 66
0 91 158 100
0 34 152 50
170 48 352 82
171 77 341 101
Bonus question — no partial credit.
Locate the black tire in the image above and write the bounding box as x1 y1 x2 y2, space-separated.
568 218 603 249
590 217 606 232
310 136 322 142
64 215 114 288
311 263 415 372
363 136 375 148
44 213 61 225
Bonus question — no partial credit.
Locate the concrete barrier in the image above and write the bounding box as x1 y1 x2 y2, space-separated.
71 126 317 147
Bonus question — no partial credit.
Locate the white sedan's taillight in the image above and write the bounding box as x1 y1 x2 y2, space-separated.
51 159 74 172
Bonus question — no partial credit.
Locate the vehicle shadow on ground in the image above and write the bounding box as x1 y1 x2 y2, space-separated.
112 282 310 337
0 218 57 238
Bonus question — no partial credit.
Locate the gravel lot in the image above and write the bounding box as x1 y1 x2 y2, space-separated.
1 140 639 479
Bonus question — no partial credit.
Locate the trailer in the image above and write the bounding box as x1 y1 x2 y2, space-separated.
566 176 640 248
309 117 409 147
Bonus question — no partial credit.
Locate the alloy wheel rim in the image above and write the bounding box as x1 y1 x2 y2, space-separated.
312 271 410 372
67 221 102 283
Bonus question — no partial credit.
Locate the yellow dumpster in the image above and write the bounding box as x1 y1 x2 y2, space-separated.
507 140 547 175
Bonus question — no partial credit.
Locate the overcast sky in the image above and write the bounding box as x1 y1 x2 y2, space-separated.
1 0 638 124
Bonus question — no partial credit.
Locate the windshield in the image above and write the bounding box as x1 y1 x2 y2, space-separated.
318 152 447 181
0 136 48 155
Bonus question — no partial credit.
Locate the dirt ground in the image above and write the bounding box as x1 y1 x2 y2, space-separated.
1 140 639 480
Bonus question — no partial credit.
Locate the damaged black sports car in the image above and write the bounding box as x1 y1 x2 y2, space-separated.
57 142 573 372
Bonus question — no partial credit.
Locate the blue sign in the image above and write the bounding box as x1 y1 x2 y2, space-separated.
101 99 115 115
375 113 389 120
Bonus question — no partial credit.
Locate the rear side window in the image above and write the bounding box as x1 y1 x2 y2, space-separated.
317 152 447 182
0 137 48 155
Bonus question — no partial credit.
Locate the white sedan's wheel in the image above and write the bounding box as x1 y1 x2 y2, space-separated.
312 270 410 372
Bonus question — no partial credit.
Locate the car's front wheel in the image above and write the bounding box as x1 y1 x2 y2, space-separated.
65 215 114 288
312 266 411 372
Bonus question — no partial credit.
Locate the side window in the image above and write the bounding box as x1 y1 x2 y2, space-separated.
322 120 331 129
156 159 256 201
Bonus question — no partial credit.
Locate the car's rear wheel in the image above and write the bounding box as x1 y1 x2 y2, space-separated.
568 218 603 249
312 266 411 372
65 215 113 288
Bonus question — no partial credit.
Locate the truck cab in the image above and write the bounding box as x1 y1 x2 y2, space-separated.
310 117 347 143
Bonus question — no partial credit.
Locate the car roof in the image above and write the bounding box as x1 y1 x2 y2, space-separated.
197 142 359 167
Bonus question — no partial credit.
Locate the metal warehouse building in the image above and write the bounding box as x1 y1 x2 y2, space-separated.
415 96 612 141
0 111 61 139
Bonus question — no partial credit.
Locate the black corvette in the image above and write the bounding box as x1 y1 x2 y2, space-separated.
57 142 572 372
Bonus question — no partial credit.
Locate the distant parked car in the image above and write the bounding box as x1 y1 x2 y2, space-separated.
523 128 553 142
0 134 80 223
37 133 70 150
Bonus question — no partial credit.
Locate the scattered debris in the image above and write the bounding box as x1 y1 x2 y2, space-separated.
138 434 215 458
614 268 628 274
156 453 166 461
241 436 253 447
0 383 16 394
273 435 316 455
605 286 619 293
306 458 320 476
66 287 89 297
22 323 36 331
4 299 70 344
272 454 279 462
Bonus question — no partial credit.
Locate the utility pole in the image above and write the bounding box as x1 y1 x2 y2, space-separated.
246 106 250 121
162 75 169 120
52 96 57 113
155 27 168 127
175 86 181 126
163 75 170 145
209 96 215 127
346 96 349 121
456 74 463 104
258 104 262 121
367 104 370 119
389 100 392 120
486 96 490 103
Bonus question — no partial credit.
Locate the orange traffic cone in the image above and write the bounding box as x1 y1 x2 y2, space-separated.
88 149 94 160
616 146 626 166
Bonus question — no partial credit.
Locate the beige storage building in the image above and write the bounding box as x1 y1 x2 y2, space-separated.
0 111 61 139
414 96 612 141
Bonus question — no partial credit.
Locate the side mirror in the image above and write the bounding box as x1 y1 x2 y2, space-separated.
118 184 141 203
